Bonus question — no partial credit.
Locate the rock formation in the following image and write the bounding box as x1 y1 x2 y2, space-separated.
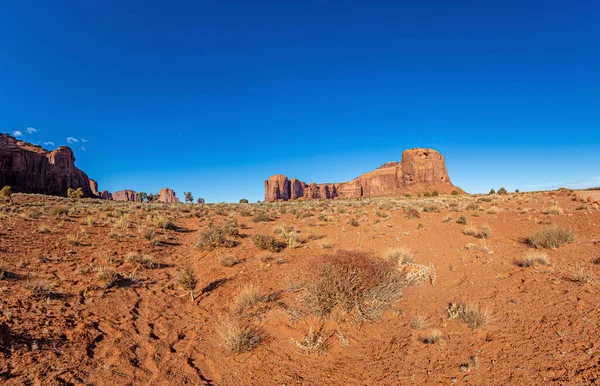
100 190 112 200
112 190 138 202
157 188 179 204
89 179 99 196
264 148 463 201
0 133 93 197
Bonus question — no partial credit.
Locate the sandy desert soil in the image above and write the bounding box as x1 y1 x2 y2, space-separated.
0 190 599 385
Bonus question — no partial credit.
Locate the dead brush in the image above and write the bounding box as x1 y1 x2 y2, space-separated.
292 326 329 355
447 301 491 330
197 225 238 250
302 250 405 322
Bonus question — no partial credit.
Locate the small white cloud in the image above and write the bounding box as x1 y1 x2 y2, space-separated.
81 138 89 143
26 127 37 134
67 137 79 144
43 141 55 146
80 145 86 151
13 130 23 137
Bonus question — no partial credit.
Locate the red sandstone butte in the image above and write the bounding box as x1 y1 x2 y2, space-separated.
264 148 463 201
0 133 94 197
157 188 179 204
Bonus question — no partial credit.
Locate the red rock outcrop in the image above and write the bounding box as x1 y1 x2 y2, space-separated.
113 190 138 202
100 190 112 200
157 188 179 204
0 133 93 197
89 179 99 196
264 148 463 201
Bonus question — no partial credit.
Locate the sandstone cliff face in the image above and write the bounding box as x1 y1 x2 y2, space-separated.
112 190 138 202
90 179 99 196
264 148 462 201
157 188 179 204
0 133 93 197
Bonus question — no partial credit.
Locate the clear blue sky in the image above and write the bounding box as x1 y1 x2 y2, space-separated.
1 1 599 202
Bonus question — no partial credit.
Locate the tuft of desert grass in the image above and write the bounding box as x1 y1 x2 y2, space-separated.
544 205 563 215
216 317 262 354
447 301 491 330
385 247 415 265
516 251 550 267
96 267 118 289
235 284 262 311
409 315 428 330
423 329 444 344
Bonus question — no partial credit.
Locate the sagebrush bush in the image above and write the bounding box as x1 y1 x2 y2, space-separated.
252 234 285 252
528 227 574 249
216 317 262 354
197 225 238 250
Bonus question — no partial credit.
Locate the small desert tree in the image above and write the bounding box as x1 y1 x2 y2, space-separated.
67 187 84 199
489 188 496 195
137 192 147 202
146 194 157 203
497 187 508 195
184 192 194 204
0 186 13 204
239 198 249 204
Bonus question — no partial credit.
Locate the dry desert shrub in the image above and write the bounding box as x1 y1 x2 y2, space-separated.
216 317 263 354
528 227 574 249
463 225 491 239
49 205 69 217
126 252 157 269
219 255 241 267
25 280 53 299
567 263 595 285
457 214 468 225
251 212 272 223
422 203 440 213
302 250 405 321
197 225 238 250
410 315 428 330
447 302 490 330
179 267 198 301
153 216 177 230
252 234 285 252
404 208 420 219
517 251 550 267
292 327 328 355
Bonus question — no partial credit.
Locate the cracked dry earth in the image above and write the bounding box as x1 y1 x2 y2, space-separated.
0 190 600 385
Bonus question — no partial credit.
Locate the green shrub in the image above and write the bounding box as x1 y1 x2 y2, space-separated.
67 187 84 199
252 234 285 252
497 187 508 195
239 199 249 204
451 190 459 196
251 212 272 223
432 190 439 197
197 225 238 250
489 188 496 195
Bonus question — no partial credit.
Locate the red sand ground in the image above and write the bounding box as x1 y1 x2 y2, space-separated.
0 190 599 385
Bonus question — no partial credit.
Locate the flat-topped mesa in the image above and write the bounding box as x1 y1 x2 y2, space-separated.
0 133 94 197
264 148 463 201
113 190 138 202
